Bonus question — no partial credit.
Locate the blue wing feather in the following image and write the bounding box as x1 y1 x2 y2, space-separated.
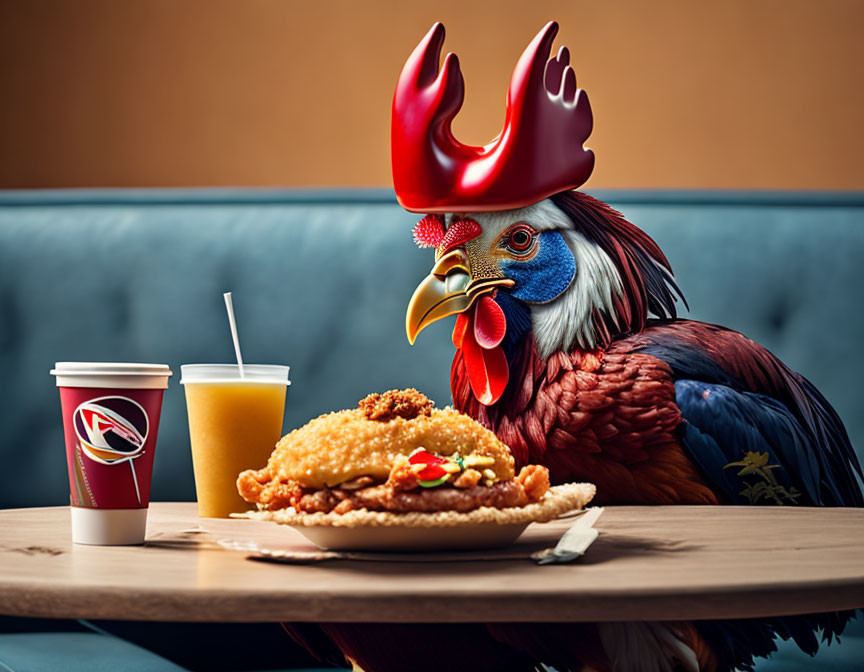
675 380 820 505
628 320 863 507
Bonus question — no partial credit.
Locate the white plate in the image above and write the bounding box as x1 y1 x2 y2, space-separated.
292 519 531 552
208 508 598 562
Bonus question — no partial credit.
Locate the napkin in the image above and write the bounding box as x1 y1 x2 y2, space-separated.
531 507 604 565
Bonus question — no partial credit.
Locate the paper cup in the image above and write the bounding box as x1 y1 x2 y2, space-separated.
51 362 172 545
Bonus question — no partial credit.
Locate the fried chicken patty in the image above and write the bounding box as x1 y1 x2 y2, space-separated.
243 464 549 514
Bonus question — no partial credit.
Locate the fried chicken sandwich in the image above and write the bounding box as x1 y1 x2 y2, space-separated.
236 389 594 527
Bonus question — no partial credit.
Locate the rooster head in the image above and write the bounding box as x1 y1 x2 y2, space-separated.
406 192 684 405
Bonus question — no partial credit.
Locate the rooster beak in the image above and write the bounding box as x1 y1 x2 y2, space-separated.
406 249 514 344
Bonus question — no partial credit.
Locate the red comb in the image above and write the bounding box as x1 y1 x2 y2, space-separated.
439 217 482 255
413 214 445 248
392 21 594 213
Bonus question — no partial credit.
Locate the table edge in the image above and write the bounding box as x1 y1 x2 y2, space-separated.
1 579 862 623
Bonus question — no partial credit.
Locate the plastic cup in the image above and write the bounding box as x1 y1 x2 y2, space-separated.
50 362 172 545
180 364 290 518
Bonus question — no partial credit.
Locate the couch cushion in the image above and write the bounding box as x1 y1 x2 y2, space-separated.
0 631 187 671
0 189 861 508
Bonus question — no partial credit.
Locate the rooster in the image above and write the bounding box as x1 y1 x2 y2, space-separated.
291 21 863 672
407 191 862 512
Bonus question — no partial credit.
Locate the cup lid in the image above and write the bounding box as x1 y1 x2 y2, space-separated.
180 363 290 385
51 362 173 377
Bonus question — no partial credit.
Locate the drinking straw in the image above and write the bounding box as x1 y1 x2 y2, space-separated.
223 292 245 378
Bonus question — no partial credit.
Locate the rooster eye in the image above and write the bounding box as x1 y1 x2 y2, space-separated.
504 224 536 254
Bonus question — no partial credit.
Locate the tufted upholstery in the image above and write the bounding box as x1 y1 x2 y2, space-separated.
0 188 862 509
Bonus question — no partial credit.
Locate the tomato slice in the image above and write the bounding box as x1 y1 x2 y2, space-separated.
416 463 447 481
408 448 444 466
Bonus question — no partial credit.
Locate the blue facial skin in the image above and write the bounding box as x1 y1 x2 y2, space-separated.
495 230 577 356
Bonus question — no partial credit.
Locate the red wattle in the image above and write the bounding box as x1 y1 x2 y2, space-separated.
452 312 470 349
474 295 507 349
461 310 509 406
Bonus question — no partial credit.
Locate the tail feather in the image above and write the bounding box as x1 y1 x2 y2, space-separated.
794 375 864 507
694 611 859 672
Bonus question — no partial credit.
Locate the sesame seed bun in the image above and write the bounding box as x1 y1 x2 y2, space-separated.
247 390 514 491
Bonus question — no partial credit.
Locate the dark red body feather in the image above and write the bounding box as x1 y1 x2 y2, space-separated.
452 323 722 505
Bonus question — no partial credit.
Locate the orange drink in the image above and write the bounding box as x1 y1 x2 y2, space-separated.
181 364 290 518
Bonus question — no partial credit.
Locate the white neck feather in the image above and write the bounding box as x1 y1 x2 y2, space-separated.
530 227 623 358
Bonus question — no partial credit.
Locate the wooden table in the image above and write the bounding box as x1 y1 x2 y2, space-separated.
0 503 862 623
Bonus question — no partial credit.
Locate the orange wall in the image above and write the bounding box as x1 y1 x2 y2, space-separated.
1 0 862 190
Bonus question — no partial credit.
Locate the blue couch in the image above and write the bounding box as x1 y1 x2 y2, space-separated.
0 188 862 670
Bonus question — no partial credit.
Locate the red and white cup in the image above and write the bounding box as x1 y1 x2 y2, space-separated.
50 362 172 545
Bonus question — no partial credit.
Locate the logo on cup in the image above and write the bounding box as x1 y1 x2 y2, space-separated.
73 396 149 504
